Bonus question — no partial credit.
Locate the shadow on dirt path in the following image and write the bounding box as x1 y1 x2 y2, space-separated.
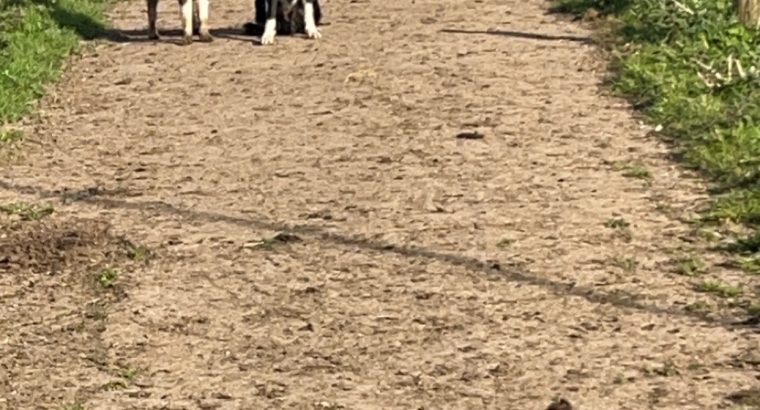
2 0 759 409
0 178 750 329
439 28 593 44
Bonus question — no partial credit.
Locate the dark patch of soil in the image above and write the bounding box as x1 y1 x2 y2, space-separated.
0 217 136 409
1 218 114 274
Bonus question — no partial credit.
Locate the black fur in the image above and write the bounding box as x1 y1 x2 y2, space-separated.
243 0 321 36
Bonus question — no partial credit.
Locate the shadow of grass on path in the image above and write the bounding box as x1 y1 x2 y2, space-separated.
545 0 633 16
440 28 593 44
0 178 754 330
0 0 110 39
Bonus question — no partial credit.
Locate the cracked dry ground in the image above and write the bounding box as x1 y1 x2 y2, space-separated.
2 0 760 409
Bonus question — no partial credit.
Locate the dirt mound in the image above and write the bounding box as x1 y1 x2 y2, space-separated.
0 216 139 409
0 218 116 275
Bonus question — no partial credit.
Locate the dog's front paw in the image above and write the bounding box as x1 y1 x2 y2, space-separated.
261 30 276 45
261 19 277 45
198 30 214 43
306 26 321 39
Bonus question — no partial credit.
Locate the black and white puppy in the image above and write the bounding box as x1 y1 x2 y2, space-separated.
148 0 211 44
246 0 321 45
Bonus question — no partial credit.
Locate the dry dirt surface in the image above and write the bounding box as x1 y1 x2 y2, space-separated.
2 0 760 409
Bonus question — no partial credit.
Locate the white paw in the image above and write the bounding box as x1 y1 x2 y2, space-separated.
261 19 276 45
306 26 321 39
261 30 276 45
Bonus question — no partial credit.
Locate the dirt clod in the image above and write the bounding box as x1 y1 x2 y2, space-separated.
455 130 485 140
547 398 574 410
0 218 114 274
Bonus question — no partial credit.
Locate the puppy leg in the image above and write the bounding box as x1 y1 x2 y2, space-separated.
303 0 321 39
313 0 321 26
242 0 265 36
192 0 200 34
147 0 160 40
261 0 278 45
197 0 213 42
254 0 267 26
178 0 193 44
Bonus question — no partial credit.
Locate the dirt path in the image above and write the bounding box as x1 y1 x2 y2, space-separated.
2 0 760 409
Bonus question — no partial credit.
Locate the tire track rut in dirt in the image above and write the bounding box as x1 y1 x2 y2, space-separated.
2 0 760 408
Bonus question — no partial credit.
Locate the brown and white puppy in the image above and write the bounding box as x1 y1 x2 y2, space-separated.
246 0 321 45
147 0 212 44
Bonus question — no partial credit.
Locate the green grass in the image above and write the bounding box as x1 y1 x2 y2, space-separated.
738 255 760 274
121 239 151 262
0 128 23 142
97 267 118 288
731 231 760 254
0 0 110 125
604 217 630 229
621 161 653 181
0 201 54 220
748 302 760 317
118 366 140 381
695 279 743 298
674 255 706 277
553 0 760 270
708 189 760 225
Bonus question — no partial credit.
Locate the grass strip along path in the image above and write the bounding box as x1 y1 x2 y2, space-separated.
553 0 760 279
0 0 109 126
